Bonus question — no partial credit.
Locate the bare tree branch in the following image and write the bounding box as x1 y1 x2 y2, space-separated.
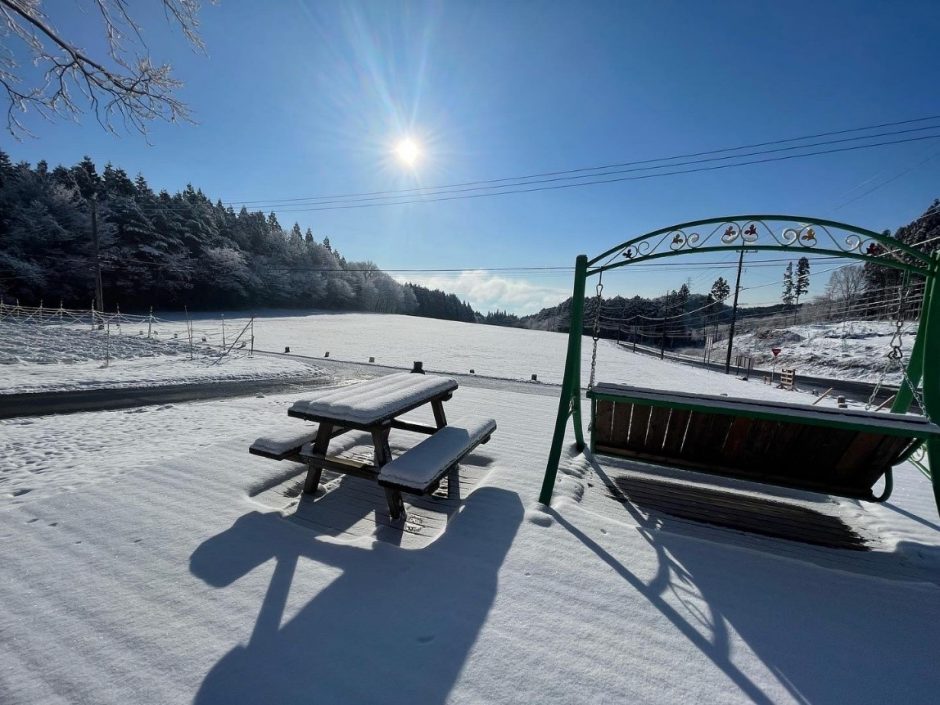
0 0 208 138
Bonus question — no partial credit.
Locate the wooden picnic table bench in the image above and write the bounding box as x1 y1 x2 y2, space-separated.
250 372 496 520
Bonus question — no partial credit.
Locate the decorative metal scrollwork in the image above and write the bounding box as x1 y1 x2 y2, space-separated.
602 216 926 275
667 230 701 251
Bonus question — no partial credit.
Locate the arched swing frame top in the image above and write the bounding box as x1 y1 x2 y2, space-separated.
538 214 940 515
587 214 935 279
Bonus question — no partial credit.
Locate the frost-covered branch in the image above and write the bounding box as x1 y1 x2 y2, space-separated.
0 0 207 137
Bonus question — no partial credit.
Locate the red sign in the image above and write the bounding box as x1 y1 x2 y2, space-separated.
771 347 782 357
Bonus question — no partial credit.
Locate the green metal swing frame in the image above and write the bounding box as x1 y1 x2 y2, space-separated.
538 215 940 515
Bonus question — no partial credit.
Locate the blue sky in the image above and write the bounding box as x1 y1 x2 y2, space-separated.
5 0 940 313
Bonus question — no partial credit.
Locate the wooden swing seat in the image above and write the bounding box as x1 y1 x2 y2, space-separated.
588 383 940 501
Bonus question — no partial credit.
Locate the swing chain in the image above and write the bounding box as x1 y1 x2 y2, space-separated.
588 273 604 390
866 274 928 416
887 309 905 363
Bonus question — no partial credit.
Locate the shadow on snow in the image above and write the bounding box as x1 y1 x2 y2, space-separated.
190 485 523 705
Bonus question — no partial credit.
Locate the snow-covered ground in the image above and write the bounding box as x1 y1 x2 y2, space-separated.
708 320 919 383
3 310 916 403
0 321 317 394
180 311 825 404
1 370 938 704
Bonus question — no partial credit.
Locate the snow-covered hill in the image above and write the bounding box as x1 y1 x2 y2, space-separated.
704 320 918 383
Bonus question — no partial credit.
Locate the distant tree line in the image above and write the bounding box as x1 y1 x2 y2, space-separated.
483 277 745 351
405 284 476 323
799 202 940 324
0 152 477 322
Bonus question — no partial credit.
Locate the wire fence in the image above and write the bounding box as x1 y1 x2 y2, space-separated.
0 300 255 368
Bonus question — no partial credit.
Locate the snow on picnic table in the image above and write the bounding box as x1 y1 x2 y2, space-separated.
1 364 938 703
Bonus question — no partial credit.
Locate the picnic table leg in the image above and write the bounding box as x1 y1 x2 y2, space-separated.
447 463 461 501
372 427 405 519
371 427 392 467
303 422 333 494
431 398 447 429
384 487 406 520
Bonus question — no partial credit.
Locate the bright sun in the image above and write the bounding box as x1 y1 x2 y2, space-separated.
394 138 421 166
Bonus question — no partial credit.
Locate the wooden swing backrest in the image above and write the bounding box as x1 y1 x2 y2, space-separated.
589 384 939 500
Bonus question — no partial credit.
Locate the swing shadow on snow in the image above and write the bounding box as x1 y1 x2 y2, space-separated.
552 448 940 705
189 485 523 705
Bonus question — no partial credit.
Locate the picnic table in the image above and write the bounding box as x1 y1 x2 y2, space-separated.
250 372 496 520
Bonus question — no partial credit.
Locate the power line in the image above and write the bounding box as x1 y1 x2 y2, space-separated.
221 114 940 206
833 149 940 211
268 133 940 212
221 124 940 210
117 118 940 215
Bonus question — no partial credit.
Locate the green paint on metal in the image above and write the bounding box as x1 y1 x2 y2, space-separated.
590 245 931 278
540 217 940 516
919 254 940 512
539 254 587 505
588 214 933 267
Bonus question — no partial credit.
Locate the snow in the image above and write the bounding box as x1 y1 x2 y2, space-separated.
1 313 938 704
378 416 497 489
178 311 828 405
710 319 919 383
289 372 458 424
249 427 319 459
2 309 875 408
0 320 319 394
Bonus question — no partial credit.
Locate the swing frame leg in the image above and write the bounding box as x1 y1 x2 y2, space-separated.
539 255 588 505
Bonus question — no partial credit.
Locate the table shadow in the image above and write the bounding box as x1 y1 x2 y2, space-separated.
190 485 523 705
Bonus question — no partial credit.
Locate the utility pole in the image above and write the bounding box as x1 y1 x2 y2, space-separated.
90 194 104 315
724 244 745 374
659 290 669 360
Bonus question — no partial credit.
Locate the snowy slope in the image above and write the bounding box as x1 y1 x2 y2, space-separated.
1 379 937 704
182 311 818 404
707 320 919 384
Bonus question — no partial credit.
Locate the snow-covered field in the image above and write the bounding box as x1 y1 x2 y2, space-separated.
0 321 317 394
3 310 918 401
185 311 823 404
708 320 919 383
1 371 938 704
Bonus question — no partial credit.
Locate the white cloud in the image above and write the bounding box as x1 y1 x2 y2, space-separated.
396 271 569 315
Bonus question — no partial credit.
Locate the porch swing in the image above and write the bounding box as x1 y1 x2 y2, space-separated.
538 215 940 516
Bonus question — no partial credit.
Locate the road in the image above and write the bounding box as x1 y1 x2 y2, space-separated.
0 353 558 420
